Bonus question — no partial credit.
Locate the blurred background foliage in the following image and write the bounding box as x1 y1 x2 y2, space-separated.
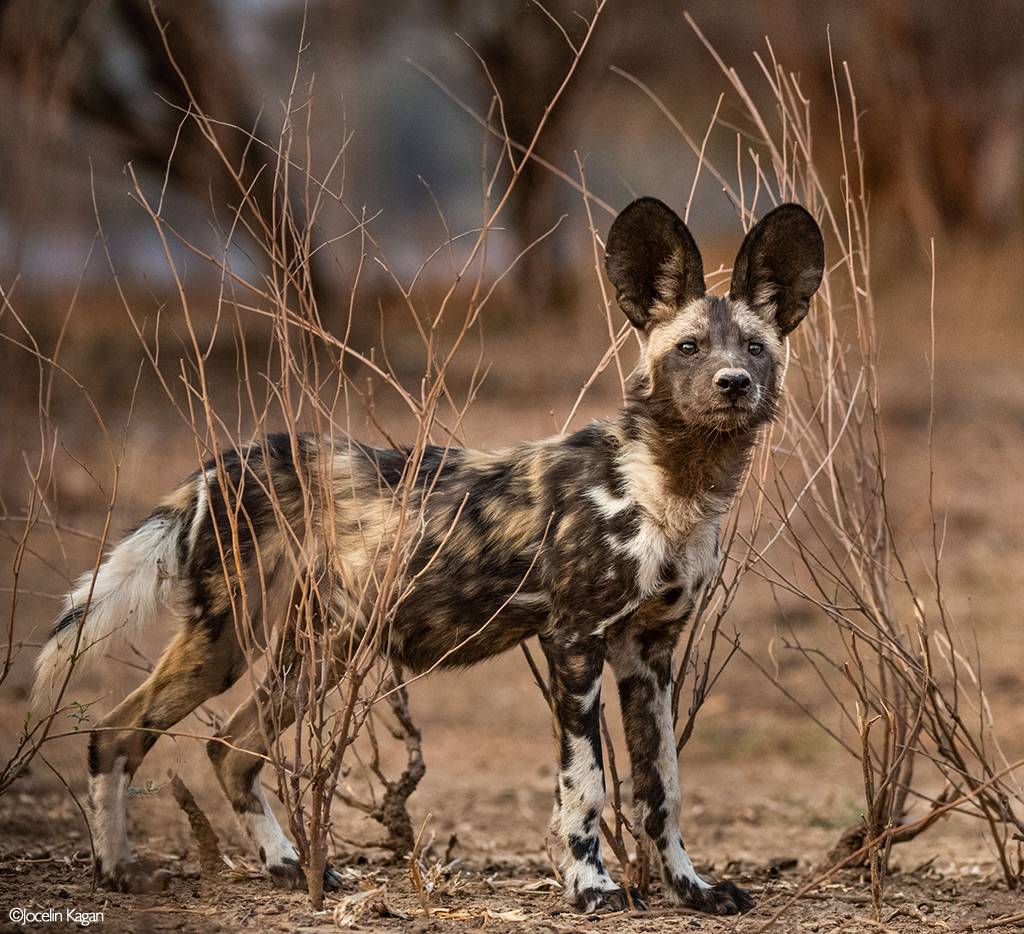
1 0 1022 476
2 0 1021 297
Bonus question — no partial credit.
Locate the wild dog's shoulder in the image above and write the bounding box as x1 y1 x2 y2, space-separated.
527 419 622 484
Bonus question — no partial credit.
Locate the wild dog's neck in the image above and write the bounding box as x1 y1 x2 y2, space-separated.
619 393 761 516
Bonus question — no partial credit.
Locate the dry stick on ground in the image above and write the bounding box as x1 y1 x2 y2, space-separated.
332 667 426 858
597 707 647 904
408 814 434 913
371 676 427 858
169 773 223 877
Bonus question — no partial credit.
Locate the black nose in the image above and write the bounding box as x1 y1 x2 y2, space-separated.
715 369 751 397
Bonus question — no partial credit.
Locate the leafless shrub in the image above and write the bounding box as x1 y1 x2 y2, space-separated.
614 19 1024 920
3 0 613 911
0 281 128 795
119 7 606 904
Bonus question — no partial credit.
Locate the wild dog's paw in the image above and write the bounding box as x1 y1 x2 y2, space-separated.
323 864 345 891
688 879 755 915
268 857 305 889
268 857 345 892
572 885 647 914
97 859 172 894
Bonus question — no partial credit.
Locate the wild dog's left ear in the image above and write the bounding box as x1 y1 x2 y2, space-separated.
605 197 706 330
729 203 825 336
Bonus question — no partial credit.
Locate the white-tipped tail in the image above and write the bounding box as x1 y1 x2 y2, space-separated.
32 511 183 711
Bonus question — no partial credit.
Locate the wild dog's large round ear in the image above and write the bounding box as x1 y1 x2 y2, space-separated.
729 203 825 336
604 197 706 330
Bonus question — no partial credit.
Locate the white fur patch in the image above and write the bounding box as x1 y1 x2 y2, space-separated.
634 683 711 894
586 485 633 519
33 513 182 708
554 682 604 830
623 519 672 596
89 757 133 870
188 471 212 557
651 683 683 825
238 784 299 868
552 720 616 903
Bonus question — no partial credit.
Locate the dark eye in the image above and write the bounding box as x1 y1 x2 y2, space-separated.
678 341 697 356
748 341 764 357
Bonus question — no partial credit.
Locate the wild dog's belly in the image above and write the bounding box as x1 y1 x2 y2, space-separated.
386 567 549 671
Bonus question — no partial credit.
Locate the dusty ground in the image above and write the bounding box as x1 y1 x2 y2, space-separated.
3 239 1024 933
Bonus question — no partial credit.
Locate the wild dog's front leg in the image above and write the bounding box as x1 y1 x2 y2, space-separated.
607 628 754 915
540 632 638 913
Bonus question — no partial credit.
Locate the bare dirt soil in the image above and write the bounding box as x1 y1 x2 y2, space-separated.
3 248 1024 933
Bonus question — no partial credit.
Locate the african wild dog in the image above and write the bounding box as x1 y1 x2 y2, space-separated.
33 197 824 915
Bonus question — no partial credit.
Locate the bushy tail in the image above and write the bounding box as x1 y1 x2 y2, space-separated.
32 509 186 711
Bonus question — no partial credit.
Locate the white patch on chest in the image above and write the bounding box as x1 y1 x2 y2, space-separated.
615 437 728 599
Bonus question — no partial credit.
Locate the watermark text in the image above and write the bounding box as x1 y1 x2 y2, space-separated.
9 906 105 926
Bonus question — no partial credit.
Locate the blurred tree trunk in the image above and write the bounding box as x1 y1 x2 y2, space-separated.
0 0 353 340
471 0 610 310
474 5 577 309
413 0 613 311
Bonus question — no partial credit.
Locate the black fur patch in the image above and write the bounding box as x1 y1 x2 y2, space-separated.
87 733 101 777
51 603 85 638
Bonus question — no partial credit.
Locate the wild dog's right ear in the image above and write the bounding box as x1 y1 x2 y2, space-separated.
729 203 825 336
605 197 706 330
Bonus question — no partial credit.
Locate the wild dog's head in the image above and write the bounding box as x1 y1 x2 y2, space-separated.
606 198 824 433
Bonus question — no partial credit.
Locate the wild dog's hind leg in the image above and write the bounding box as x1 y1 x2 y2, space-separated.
88 623 244 893
206 635 342 892
606 624 754 915
540 631 637 913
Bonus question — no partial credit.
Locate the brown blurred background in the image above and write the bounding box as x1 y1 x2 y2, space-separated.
2 0 1021 305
